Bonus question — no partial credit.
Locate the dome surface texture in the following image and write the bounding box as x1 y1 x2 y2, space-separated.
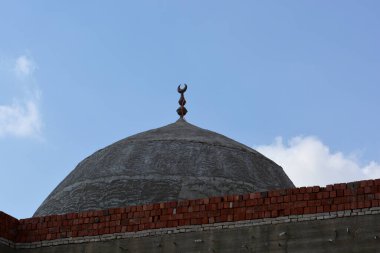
34 119 294 216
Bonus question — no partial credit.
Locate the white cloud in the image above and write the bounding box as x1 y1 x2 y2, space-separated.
0 99 42 138
256 136 380 187
14 55 36 77
0 55 42 138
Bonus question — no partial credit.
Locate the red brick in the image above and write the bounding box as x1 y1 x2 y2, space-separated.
242 194 250 200
269 190 280 197
350 202 357 209
364 187 373 194
179 200 190 207
210 197 222 204
323 205 331 212
290 188 298 194
246 199 255 207
330 205 338 211
294 201 307 208
155 221 167 228
214 215 224 222
360 181 369 187
337 204 345 211
227 196 235 202
291 208 304 215
334 183 347 190
178 219 190 226
190 212 201 219
304 206 316 214
250 192 261 199
111 214 121 221
316 206 324 213
344 189 353 196
190 218 201 225
167 220 178 227
143 204 154 211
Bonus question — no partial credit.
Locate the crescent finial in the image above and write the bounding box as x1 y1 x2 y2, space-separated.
176 84 188 119
177 84 187 94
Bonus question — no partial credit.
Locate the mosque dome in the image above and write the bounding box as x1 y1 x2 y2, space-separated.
34 86 294 216
34 119 294 216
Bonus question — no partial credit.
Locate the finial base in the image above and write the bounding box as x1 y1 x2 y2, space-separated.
177 107 188 118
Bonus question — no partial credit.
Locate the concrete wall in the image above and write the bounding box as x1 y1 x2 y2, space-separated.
0 245 17 253
3 213 380 253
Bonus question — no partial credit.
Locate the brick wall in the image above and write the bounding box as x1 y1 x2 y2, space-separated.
0 211 19 242
2 179 380 244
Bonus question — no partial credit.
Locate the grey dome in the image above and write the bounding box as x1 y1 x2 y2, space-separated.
34 119 294 216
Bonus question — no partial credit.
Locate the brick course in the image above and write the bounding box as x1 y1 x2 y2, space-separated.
1 178 380 244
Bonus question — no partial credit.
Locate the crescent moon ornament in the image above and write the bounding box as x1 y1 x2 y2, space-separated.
177 84 188 118
177 84 187 93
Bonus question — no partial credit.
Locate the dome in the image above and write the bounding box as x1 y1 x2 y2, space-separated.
34 119 294 216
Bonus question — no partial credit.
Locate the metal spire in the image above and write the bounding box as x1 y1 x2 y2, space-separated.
177 84 188 118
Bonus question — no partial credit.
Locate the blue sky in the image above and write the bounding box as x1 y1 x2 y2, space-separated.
1 1 379 219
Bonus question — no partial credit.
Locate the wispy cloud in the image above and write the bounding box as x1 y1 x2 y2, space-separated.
14 55 36 77
0 99 42 138
0 55 42 139
256 136 380 187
